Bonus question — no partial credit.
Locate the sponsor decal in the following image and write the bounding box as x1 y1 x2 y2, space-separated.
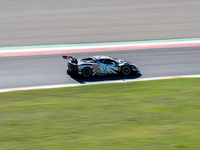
102 68 107 72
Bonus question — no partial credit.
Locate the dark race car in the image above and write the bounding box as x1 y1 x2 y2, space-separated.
62 55 140 77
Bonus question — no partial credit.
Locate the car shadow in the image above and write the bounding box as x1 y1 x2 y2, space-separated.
67 71 142 84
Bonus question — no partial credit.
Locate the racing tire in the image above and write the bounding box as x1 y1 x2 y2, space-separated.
82 67 92 78
121 66 131 76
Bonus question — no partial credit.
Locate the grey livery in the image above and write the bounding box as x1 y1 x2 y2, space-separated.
63 55 140 77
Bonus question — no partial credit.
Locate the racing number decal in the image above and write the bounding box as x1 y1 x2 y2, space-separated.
92 65 98 70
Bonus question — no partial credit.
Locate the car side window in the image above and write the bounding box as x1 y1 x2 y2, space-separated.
98 59 104 63
99 59 116 64
107 59 113 64
100 59 108 64
103 59 109 64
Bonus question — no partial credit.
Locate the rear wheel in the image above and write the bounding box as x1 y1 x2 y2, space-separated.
82 68 92 77
121 66 131 76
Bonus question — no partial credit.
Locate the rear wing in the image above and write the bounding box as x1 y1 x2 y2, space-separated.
62 55 78 64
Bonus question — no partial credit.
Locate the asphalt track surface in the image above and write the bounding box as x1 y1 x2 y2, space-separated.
0 46 200 89
1 0 200 47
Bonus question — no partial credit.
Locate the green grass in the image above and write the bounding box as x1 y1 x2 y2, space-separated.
0 78 200 150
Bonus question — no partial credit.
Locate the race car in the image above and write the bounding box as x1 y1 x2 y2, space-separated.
62 55 140 77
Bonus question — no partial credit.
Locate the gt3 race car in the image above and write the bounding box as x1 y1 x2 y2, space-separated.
62 55 140 77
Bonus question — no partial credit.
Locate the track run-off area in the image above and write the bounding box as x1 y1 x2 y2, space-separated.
0 38 200 92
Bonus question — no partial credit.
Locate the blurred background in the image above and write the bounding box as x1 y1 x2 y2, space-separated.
1 1 200 149
1 0 200 47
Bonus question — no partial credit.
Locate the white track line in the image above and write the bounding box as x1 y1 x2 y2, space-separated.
0 75 200 93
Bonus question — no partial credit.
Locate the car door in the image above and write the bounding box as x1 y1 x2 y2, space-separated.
99 59 119 75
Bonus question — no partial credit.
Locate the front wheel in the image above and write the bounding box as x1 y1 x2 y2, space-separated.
82 68 92 78
121 66 131 76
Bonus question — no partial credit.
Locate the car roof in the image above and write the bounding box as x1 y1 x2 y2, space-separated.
91 55 113 60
